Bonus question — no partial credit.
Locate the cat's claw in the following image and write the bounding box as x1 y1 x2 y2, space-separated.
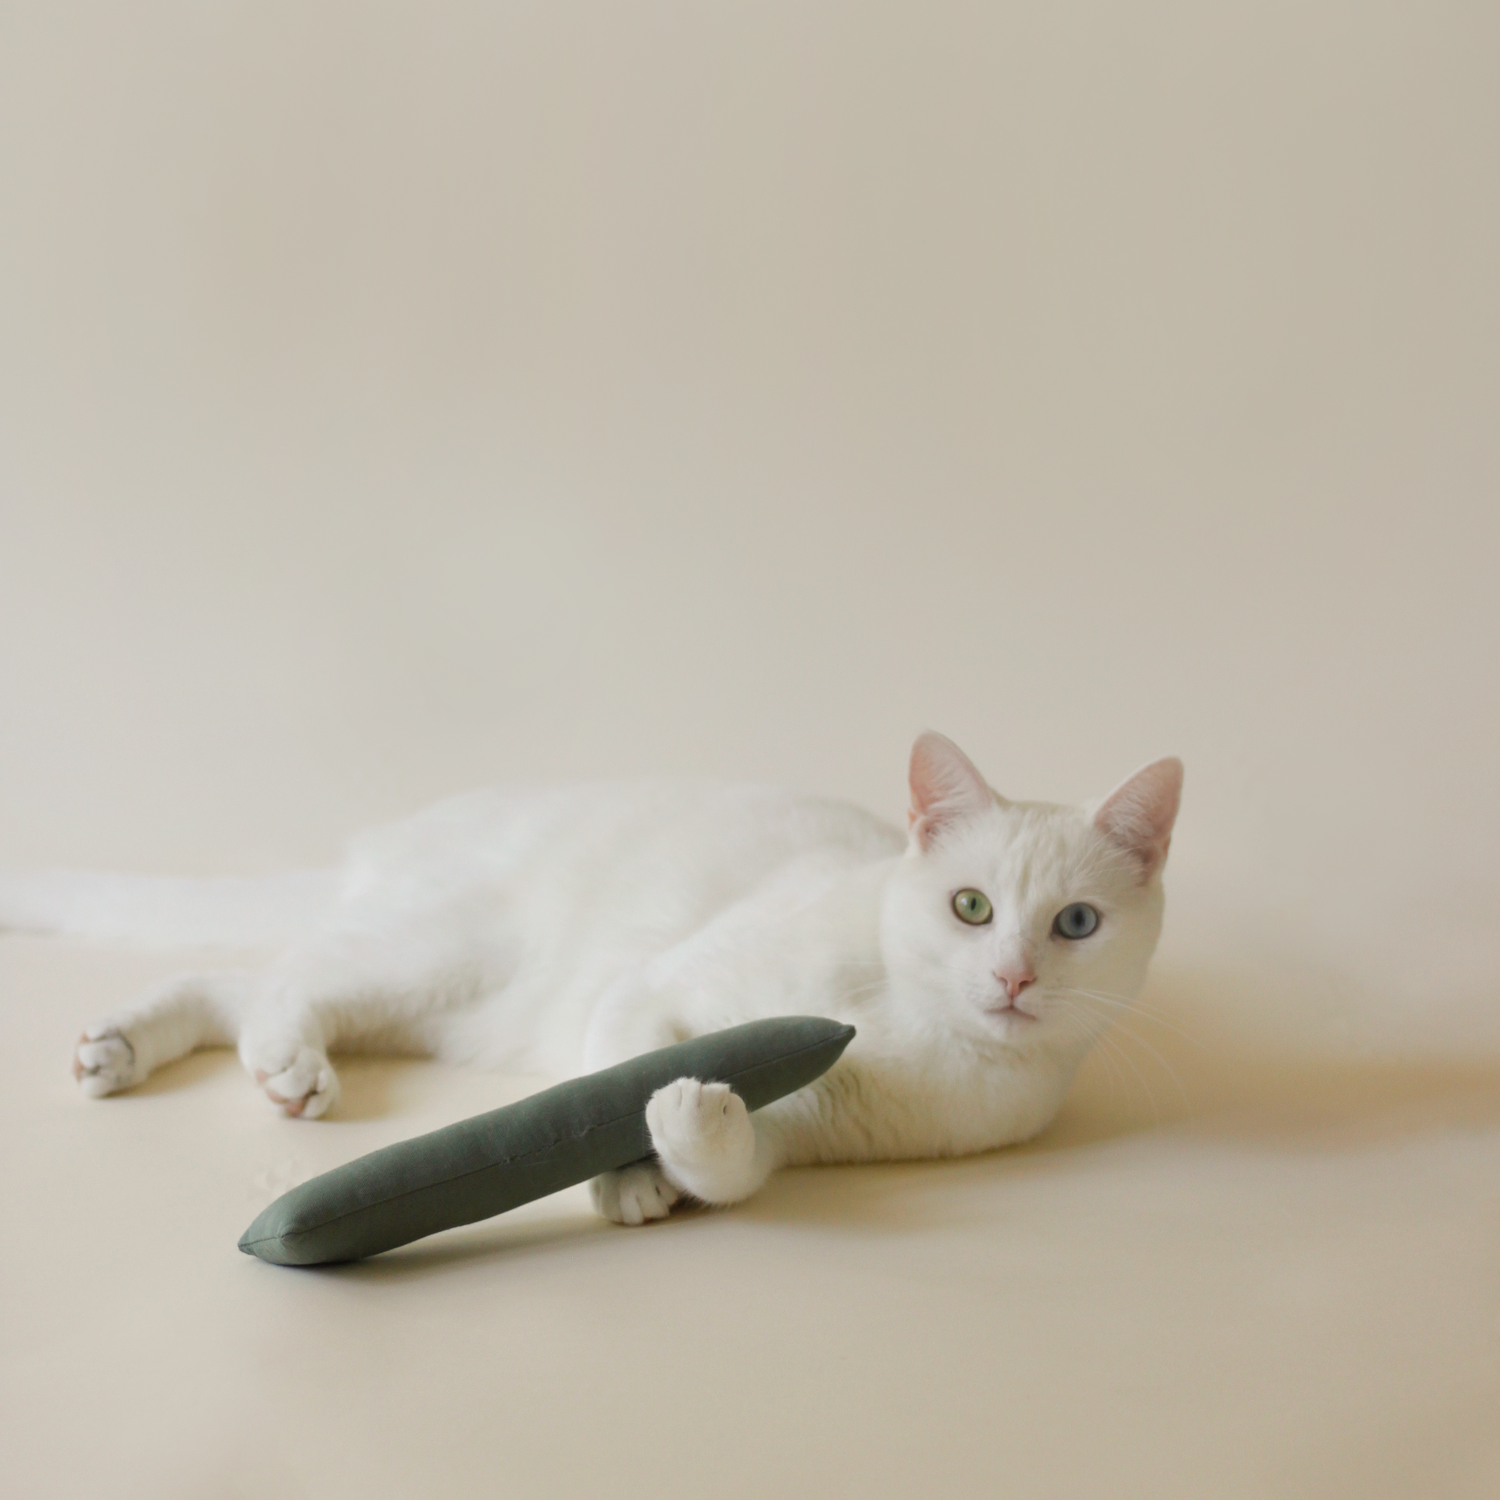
253 1047 340 1119
73 1026 140 1097
590 1162 680 1226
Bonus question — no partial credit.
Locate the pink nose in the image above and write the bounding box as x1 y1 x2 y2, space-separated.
996 968 1036 1002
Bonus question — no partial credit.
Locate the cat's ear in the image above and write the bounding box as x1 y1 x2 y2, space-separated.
1091 758 1183 878
909 732 997 850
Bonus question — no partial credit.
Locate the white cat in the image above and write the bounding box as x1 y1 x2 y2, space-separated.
4 734 1181 1224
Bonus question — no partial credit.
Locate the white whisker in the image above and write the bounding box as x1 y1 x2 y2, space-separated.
1053 987 1204 1047
1053 995 1190 1110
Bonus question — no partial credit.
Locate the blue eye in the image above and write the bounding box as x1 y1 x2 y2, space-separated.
1053 903 1099 939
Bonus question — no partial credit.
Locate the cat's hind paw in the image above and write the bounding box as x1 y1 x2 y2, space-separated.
253 1047 340 1119
73 1026 141 1097
590 1162 681 1226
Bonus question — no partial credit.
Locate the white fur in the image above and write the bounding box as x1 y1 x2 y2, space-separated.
10 737 1182 1223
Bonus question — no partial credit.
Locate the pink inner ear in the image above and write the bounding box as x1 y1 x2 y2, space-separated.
909 732 996 849
1093 758 1183 875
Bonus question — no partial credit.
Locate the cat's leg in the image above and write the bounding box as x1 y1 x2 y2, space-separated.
582 982 686 1224
232 941 347 1118
236 920 490 1118
581 983 776 1223
74 970 246 1096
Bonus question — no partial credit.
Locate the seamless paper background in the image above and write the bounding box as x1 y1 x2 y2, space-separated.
2 6 1497 1497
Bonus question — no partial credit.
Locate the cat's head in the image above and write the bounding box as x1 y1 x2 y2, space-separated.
880 733 1182 1053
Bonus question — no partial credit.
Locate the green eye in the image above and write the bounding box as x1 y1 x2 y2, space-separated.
952 889 993 925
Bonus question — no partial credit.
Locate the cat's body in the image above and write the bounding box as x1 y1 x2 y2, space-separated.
5 735 1182 1223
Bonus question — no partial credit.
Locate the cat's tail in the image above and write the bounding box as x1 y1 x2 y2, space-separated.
0 869 339 947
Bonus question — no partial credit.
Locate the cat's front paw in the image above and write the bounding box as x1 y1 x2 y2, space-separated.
590 1162 680 1226
73 1026 141 1097
645 1077 758 1204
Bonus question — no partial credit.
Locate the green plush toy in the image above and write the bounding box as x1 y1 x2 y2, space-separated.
239 1015 854 1266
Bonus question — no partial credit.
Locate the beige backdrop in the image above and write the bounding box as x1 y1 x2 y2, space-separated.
2 6 1497 1498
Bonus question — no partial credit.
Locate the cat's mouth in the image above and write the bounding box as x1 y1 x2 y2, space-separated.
984 1001 1036 1024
